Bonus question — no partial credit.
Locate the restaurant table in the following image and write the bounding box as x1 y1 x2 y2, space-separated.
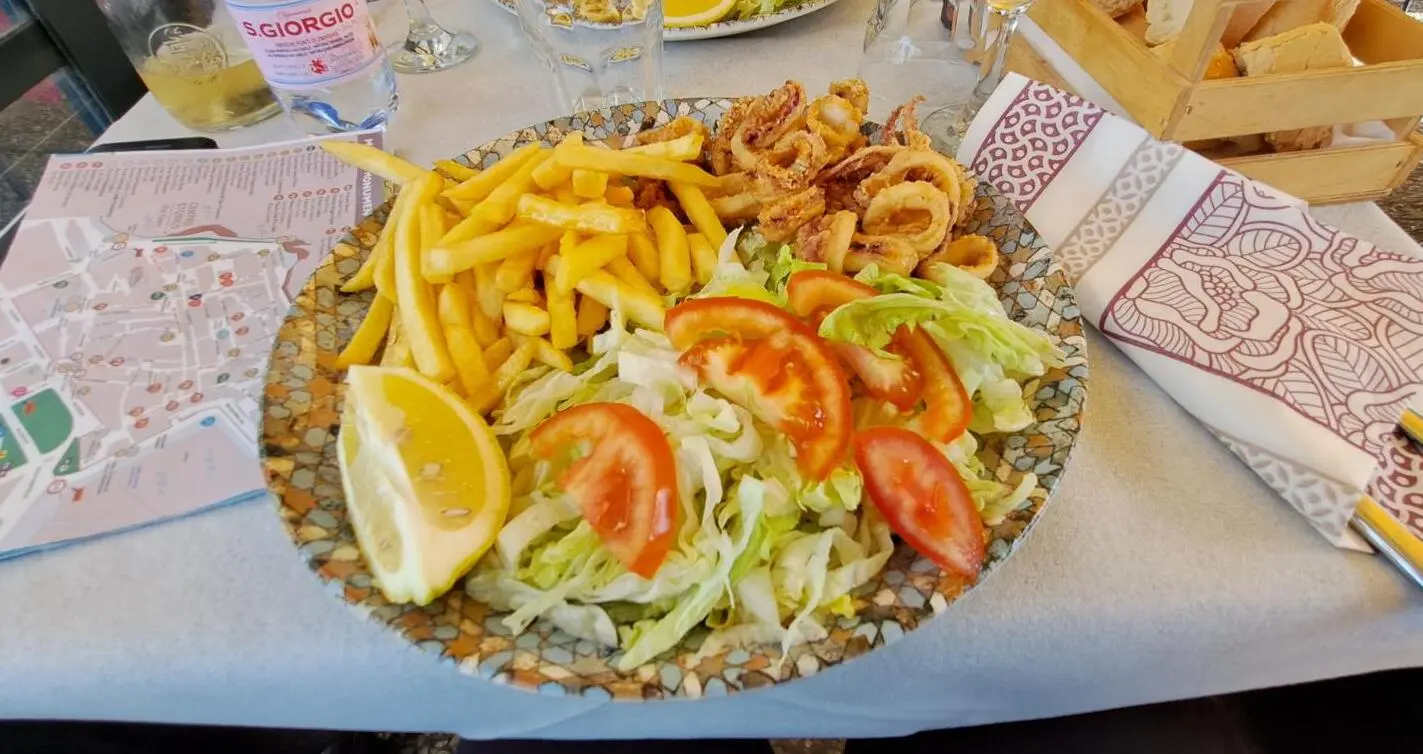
1 0 1420 740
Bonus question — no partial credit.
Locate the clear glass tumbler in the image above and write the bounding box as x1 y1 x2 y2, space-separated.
99 0 282 132
858 0 1030 152
515 0 665 113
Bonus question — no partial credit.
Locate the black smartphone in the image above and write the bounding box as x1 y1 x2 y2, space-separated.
87 136 219 153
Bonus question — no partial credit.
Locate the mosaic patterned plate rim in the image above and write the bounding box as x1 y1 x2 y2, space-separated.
261 97 1089 701
487 0 846 40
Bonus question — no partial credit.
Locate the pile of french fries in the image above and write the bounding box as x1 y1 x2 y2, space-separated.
322 129 729 415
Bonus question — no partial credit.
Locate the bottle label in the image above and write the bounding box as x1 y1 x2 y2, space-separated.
226 0 383 89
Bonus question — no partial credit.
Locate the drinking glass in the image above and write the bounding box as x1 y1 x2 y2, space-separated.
858 0 1033 152
389 0 480 74
98 0 281 131
515 0 665 113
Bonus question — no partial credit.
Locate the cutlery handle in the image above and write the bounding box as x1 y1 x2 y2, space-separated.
1352 496 1423 590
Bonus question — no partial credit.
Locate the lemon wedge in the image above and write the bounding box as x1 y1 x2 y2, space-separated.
337 365 511 605
664 0 736 27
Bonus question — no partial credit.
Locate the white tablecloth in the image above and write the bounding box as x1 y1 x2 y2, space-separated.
1 0 1419 739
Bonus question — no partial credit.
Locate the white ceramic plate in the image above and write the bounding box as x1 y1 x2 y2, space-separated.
489 0 845 40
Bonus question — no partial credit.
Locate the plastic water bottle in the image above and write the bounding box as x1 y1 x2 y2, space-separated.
224 0 398 133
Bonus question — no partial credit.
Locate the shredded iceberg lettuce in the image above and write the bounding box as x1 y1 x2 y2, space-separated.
464 241 1053 669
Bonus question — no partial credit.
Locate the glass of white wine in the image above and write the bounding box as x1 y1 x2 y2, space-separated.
98 0 281 132
389 0 480 74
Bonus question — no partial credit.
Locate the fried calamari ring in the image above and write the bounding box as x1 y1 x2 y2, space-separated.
808 94 866 165
794 210 858 273
753 130 830 198
843 234 919 276
860 149 962 225
814 145 901 215
631 115 710 147
728 81 809 173
757 186 826 243
829 79 870 116
918 234 999 281
860 181 951 255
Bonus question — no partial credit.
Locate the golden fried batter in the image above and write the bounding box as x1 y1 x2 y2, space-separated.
757 186 826 243
843 234 920 276
632 115 709 146
918 234 999 281
861 181 951 256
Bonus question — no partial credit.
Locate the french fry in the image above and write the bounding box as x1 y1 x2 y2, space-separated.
621 133 705 161
439 212 502 249
470 340 537 414
482 336 514 370
546 271 578 350
445 326 489 397
335 294 394 368
628 230 661 282
687 232 718 286
434 158 478 182
442 143 541 201
472 307 501 347
496 250 539 293
576 295 610 338
553 141 721 187
648 205 692 294
320 141 428 184
427 222 563 277
536 242 559 269
503 301 551 336
516 194 645 234
571 168 609 199
455 270 500 346
342 223 394 293
472 150 552 224
559 261 665 331
506 287 544 305
554 185 580 205
669 181 728 250
381 316 412 367
473 262 504 320
420 203 452 284
606 256 658 297
554 234 628 293
394 174 456 382
521 334 574 372
374 231 397 298
605 185 635 207
437 284 490 396
532 133 583 190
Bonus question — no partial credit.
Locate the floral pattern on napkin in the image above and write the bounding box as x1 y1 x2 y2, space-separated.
1101 172 1423 461
960 74 1423 547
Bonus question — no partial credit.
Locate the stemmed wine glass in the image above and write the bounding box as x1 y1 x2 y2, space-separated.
389 0 480 74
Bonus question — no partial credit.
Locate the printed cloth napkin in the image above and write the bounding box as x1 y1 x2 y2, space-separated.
957 73 1423 551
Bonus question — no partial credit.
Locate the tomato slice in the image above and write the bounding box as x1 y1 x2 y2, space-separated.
896 330 971 443
529 403 678 578
853 426 985 579
785 271 922 411
665 297 852 480
785 269 878 314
